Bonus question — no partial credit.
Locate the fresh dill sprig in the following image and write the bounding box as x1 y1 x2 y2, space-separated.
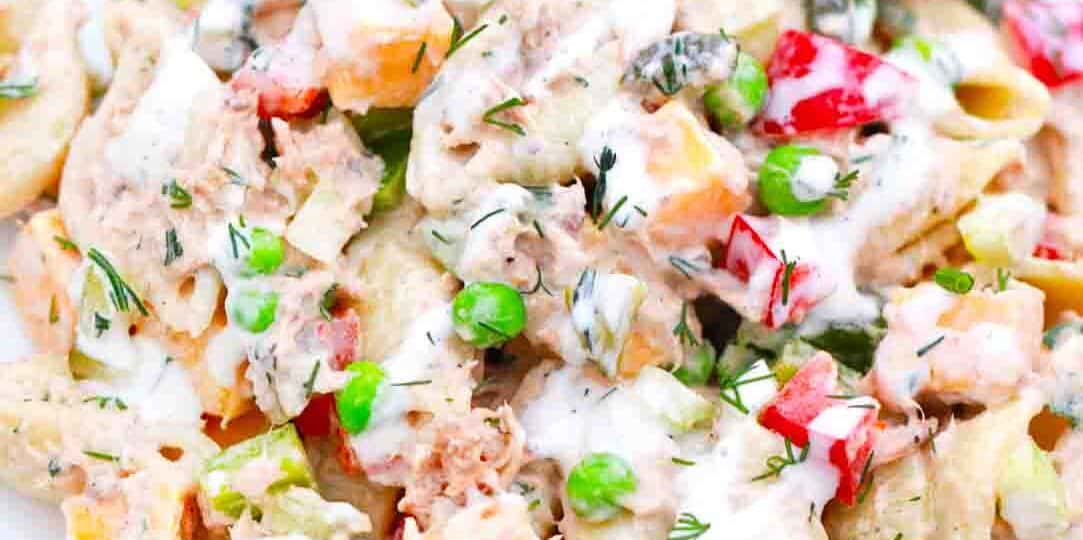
161 179 192 209
53 236 78 252
391 379 433 387
228 221 250 259
93 312 111 337
82 396 127 410
668 512 711 540
719 362 774 415
521 264 553 296
751 438 809 481
411 41 428 73
916 335 945 357
672 302 700 347
163 228 183 266
591 146 617 221
482 97 527 136
829 169 859 201
221 166 246 185
86 248 148 316
668 256 700 279
83 450 119 463
780 250 798 305
597 195 628 230
471 208 506 229
446 16 488 58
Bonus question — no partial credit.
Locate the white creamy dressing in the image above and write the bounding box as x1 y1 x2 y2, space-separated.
68 261 204 425
672 419 838 540
518 366 678 513
762 38 847 129
860 62 912 109
522 0 676 98
349 304 462 466
309 0 432 62
77 0 113 87
722 360 777 415
203 217 347 419
884 45 958 119
456 185 535 274
873 284 1032 410
577 97 665 231
790 154 839 203
105 38 222 185
805 396 877 464
567 271 646 376
770 121 936 331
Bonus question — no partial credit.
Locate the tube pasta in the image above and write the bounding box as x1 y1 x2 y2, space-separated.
0 0 88 218
345 200 460 361
9 209 80 354
4 0 1083 538
826 394 1043 540
155 267 224 338
857 138 1023 282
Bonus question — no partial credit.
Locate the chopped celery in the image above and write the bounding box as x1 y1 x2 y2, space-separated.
199 425 315 519
957 193 1046 266
673 343 717 387
261 486 370 539
997 438 1069 540
631 366 717 432
567 270 647 378
351 108 413 213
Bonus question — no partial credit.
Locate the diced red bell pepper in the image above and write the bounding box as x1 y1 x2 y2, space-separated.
805 396 880 505
231 43 326 120
720 215 819 328
758 352 838 447
316 310 361 371
1034 241 1066 260
764 261 816 329
1003 0 1083 88
759 353 881 505
758 30 916 135
294 393 335 438
232 72 327 120
723 215 777 282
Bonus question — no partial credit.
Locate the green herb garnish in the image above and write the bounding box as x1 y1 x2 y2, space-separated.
86 248 148 316
482 97 527 136
934 267 974 294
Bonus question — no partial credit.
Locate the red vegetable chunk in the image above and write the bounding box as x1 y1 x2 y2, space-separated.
1003 0 1083 88
758 30 915 135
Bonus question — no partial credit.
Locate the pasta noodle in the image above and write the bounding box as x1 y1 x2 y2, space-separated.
0 0 1082 538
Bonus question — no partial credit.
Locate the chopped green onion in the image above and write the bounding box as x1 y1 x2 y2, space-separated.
934 267 974 294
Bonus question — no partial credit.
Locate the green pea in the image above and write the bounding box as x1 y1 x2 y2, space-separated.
758 145 830 216
335 361 385 435
245 228 285 275
451 282 527 348
566 452 637 522
703 51 768 129
230 289 279 333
